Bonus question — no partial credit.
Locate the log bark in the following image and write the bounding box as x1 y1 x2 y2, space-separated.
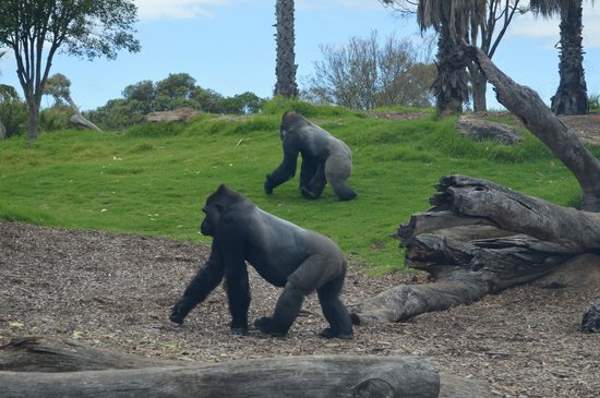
0 355 440 398
0 336 490 397
0 337 178 372
466 46 600 211
350 175 600 324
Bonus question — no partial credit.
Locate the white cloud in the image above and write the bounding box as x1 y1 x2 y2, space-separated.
134 0 229 20
510 4 600 48
296 0 383 11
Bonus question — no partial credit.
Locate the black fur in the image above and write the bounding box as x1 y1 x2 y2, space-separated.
265 112 357 201
170 185 353 339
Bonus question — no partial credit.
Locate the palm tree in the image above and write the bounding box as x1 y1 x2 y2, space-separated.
274 0 298 98
383 0 485 115
531 0 588 115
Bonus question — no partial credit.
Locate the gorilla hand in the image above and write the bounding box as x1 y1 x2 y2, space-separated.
264 175 275 195
254 317 286 337
170 302 187 325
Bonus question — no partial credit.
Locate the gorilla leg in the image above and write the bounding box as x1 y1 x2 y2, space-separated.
224 269 251 335
325 154 356 201
299 156 319 199
303 163 326 199
255 254 338 336
317 272 353 339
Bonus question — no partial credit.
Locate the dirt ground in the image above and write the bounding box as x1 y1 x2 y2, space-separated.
1 221 599 397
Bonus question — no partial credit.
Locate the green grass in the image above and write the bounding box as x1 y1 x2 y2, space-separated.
0 100 586 272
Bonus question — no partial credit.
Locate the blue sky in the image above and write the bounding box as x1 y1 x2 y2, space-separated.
0 0 599 111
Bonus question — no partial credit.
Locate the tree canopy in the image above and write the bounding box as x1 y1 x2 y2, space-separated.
0 0 140 140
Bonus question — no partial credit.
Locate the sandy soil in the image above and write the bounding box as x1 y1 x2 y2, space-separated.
1 221 599 397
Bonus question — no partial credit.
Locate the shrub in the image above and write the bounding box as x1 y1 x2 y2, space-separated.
0 98 28 138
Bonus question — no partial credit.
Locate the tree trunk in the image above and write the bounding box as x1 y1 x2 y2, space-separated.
27 99 40 142
0 117 6 139
466 45 600 211
65 96 102 132
349 175 600 324
469 64 487 112
274 0 298 98
433 24 468 116
551 0 588 115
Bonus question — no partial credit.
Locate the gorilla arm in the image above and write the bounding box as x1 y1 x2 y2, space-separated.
170 242 225 324
265 140 299 194
221 227 251 335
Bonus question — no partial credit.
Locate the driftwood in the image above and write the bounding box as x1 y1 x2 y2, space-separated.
350 175 600 324
0 336 489 398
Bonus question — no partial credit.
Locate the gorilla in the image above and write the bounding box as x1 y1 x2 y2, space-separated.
170 185 353 339
264 111 357 201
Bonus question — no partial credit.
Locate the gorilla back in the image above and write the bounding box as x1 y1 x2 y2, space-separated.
171 185 353 339
264 111 357 201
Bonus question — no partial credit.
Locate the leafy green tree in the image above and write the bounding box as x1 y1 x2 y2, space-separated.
0 0 140 141
156 73 197 99
123 80 156 105
530 0 589 115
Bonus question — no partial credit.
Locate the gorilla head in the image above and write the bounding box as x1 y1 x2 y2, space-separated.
200 185 240 236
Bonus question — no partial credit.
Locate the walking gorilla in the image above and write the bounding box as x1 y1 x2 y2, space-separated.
170 185 353 339
264 111 357 201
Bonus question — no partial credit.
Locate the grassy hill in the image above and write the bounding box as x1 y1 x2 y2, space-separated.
0 99 588 271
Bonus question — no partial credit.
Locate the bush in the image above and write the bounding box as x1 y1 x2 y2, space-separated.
40 105 74 132
589 94 600 113
0 98 28 138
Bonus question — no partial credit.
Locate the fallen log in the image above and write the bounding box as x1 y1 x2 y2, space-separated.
0 336 178 372
0 336 490 397
350 175 600 324
0 355 439 398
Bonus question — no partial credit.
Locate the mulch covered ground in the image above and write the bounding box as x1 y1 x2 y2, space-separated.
1 221 599 397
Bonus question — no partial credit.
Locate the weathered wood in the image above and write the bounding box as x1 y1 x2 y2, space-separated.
0 355 441 398
351 175 600 324
466 46 600 211
581 299 600 333
0 337 178 372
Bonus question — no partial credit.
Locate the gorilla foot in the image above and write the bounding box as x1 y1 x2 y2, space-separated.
337 190 357 201
300 187 320 200
231 327 248 336
169 303 187 325
319 327 353 340
254 317 287 337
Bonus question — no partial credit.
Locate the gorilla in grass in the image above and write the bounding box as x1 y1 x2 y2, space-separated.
170 185 353 339
264 111 357 201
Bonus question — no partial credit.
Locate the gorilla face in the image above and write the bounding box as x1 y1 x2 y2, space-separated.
200 200 222 236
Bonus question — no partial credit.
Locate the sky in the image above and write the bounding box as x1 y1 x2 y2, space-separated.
0 0 599 111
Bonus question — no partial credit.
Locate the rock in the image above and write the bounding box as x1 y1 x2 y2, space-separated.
145 108 200 123
456 114 521 145
581 299 600 333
